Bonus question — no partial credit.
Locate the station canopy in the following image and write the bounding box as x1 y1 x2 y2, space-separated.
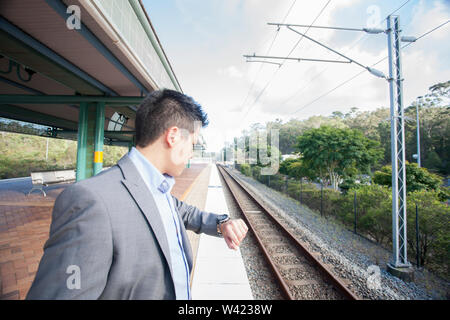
0 0 182 146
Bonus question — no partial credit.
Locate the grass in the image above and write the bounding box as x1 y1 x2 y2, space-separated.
0 131 128 179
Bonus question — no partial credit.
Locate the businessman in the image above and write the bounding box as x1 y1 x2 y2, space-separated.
26 89 248 299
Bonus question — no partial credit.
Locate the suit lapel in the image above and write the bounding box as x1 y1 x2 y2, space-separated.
117 155 174 277
173 206 193 272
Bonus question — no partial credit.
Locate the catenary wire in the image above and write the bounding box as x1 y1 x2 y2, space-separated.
239 0 332 127
280 0 413 106
238 0 298 113
289 18 450 116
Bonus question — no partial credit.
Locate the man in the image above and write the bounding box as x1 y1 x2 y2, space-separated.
26 89 248 299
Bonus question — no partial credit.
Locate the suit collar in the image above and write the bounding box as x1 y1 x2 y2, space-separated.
127 147 175 194
117 154 194 274
117 154 175 275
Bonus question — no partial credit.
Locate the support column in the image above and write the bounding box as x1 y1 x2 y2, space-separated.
128 134 136 152
76 101 105 181
84 103 96 179
93 101 105 175
386 15 413 281
76 102 88 181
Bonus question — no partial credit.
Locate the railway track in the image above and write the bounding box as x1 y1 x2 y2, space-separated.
217 164 359 300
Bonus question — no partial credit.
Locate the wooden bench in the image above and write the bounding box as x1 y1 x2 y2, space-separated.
28 169 76 197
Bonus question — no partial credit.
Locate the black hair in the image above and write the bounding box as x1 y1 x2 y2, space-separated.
135 89 209 147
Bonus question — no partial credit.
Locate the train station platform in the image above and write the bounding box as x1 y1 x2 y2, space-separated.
0 162 208 300
191 165 253 300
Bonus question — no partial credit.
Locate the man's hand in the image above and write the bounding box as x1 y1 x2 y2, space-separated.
220 218 248 250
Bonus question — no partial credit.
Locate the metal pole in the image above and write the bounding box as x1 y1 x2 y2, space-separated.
416 204 420 268
234 139 237 166
45 137 49 162
416 102 421 167
354 191 357 234
93 101 105 175
300 178 303 204
387 15 410 268
76 102 88 181
320 182 323 217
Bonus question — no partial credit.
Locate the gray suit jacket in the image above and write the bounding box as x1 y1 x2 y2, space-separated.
26 155 220 299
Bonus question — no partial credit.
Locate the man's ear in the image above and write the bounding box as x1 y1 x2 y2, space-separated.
165 126 180 148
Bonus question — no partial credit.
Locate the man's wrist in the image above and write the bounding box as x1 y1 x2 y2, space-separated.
216 214 230 236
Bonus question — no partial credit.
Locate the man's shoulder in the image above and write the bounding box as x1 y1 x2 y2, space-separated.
61 165 124 198
80 165 123 185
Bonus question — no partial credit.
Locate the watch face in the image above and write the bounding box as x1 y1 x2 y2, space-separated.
217 214 229 223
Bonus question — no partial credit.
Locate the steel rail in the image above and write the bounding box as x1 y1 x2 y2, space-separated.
217 164 359 300
217 165 294 300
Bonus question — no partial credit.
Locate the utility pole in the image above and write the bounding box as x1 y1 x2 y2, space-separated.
416 98 421 167
245 14 416 279
45 137 49 162
386 15 412 272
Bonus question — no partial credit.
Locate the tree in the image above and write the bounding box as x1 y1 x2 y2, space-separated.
351 184 392 245
407 190 450 274
404 81 449 174
373 162 449 200
295 126 383 190
279 158 315 181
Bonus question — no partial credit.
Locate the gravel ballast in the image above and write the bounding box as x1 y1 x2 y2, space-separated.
220 166 449 300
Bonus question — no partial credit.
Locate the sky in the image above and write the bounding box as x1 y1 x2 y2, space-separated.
142 0 450 153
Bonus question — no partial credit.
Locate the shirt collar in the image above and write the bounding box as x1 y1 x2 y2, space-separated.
128 147 175 194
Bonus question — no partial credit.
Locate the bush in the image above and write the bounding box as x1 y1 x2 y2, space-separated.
240 163 252 177
374 162 447 200
247 167 450 280
347 185 392 245
251 165 261 181
407 190 450 278
0 131 128 179
279 158 300 175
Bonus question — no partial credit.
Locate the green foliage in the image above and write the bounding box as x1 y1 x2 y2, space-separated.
373 162 448 200
240 163 252 177
279 158 299 175
0 131 128 179
295 125 382 190
250 165 261 181
349 185 392 246
232 80 450 280
286 160 316 181
407 190 450 278
339 175 371 193
240 81 449 176
259 172 450 279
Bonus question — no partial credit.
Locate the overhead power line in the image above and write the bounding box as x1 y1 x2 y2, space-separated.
238 0 298 113
280 0 413 106
289 19 450 117
239 0 332 126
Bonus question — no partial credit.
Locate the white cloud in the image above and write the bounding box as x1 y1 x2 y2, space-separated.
217 65 244 79
155 0 449 153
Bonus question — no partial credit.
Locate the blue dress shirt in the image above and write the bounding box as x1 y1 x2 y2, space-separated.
128 147 190 300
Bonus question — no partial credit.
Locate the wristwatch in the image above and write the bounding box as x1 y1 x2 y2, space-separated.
216 214 230 236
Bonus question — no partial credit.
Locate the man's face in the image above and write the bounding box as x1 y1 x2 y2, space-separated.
167 127 199 177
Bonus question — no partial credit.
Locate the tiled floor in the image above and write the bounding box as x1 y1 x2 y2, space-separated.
0 163 208 300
